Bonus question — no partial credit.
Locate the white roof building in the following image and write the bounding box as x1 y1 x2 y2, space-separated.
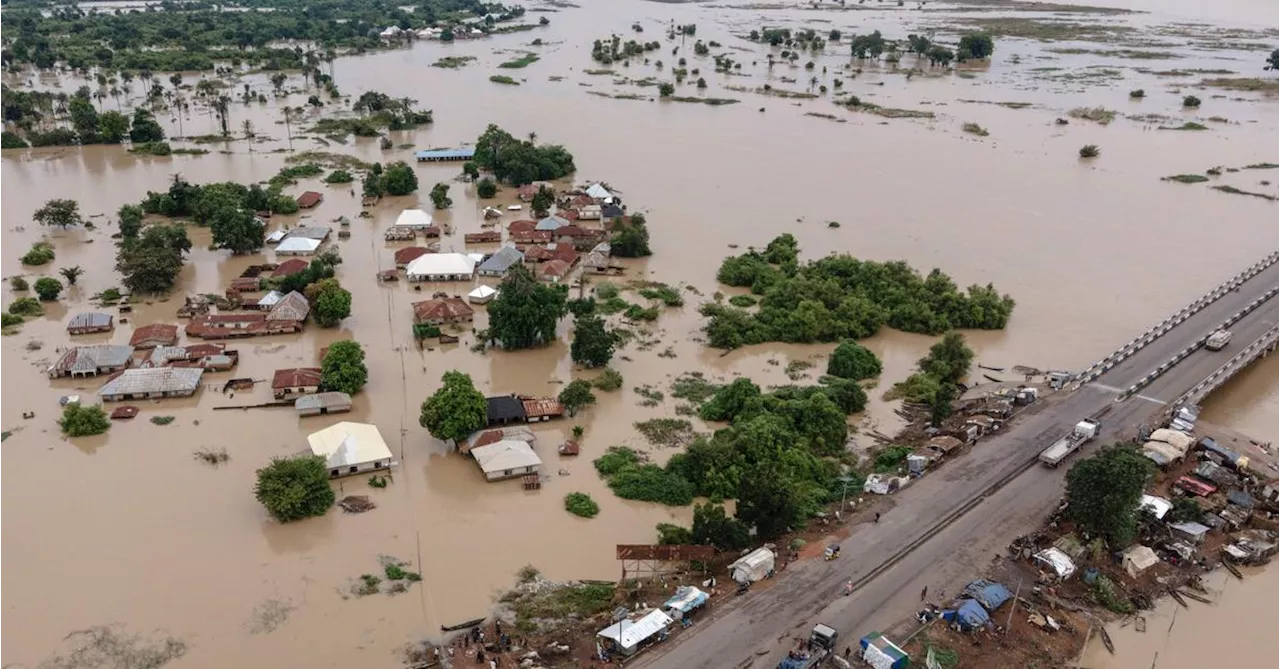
470 439 542 481
597 610 673 655
275 237 322 255
586 183 614 200
307 422 395 477
265 230 287 244
395 209 434 229
468 284 498 304
257 290 284 309
405 252 477 282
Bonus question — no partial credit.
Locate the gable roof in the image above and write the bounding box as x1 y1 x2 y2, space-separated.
395 246 431 265
98 367 204 396
471 440 542 474
272 367 323 390
296 191 323 208
586 183 613 200
395 209 433 228
67 312 113 330
478 245 524 274
129 323 179 347
272 258 310 277
405 253 477 277
487 395 527 422
536 215 570 231
268 291 311 322
508 219 537 234
285 226 331 241
276 237 322 254
541 259 572 278
412 297 474 322
50 345 135 375
307 422 393 467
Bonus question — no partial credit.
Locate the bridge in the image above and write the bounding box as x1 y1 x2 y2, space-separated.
637 255 1279 669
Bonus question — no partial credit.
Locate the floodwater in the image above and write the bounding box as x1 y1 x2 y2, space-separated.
2 0 1277 666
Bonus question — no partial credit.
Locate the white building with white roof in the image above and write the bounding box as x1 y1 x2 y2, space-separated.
405 252 477 282
394 208 434 230
307 421 395 478
470 439 542 481
275 237 322 256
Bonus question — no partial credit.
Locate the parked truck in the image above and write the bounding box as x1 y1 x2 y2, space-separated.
777 624 839 669
1205 329 1232 351
1038 419 1102 467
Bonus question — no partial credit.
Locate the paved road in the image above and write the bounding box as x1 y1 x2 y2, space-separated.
638 266 1279 669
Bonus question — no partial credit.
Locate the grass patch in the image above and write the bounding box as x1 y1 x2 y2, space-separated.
501 578 616 634
951 17 1135 42
150 415 176 425
432 56 477 68
635 282 684 306
593 368 624 391
286 151 372 171
1211 185 1278 201
624 304 659 321
843 97 935 118
1162 174 1210 183
129 141 173 156
667 96 739 105
172 147 210 155
1242 163 1279 169
959 100 1032 109
634 418 697 448
193 448 230 465
785 359 814 381
728 294 757 307
564 492 600 518
1157 122 1209 131
633 385 664 407
499 53 540 69
1199 77 1277 92
962 122 989 136
490 75 521 85
584 68 615 75
1069 107 1117 124
670 372 720 403
726 85 818 99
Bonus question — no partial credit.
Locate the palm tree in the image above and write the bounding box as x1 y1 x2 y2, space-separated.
242 119 255 152
92 90 106 109
59 266 84 285
139 68 153 95
215 95 231 136
270 72 287 95
282 106 294 151
110 86 121 109
170 73 182 89
121 70 134 85
324 49 337 78
527 131 538 144
174 95 186 138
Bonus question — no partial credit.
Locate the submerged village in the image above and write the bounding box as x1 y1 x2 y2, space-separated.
2 0 1279 668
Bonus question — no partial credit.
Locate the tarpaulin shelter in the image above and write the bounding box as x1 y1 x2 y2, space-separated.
962 579 1013 611
1140 494 1173 520
859 632 908 669
596 609 673 656
662 586 708 618
1120 545 1160 577
942 599 991 631
729 547 775 585
1033 547 1076 579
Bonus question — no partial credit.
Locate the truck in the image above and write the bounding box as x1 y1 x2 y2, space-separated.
777 624 839 669
1205 329 1232 351
1038 419 1101 467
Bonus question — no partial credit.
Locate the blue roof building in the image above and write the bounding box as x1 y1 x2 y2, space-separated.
415 147 477 162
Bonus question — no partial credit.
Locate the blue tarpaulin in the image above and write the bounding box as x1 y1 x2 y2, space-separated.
859 632 908 669
943 599 991 630
963 579 1013 611
663 586 709 613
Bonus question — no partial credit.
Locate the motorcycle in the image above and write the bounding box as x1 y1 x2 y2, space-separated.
824 544 841 561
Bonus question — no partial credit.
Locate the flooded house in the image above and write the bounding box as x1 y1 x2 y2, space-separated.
307 422 395 478
185 293 308 339
284 226 331 242
47 345 134 379
413 147 476 163
468 284 498 304
470 440 542 481
295 191 323 209
477 245 524 277
464 231 502 244
536 215 570 232
272 367 323 400
540 259 573 283
405 253 477 282
486 395 528 426
522 397 565 422
229 276 263 293
295 392 353 417
275 237 322 256
97 367 205 401
412 297 475 325
129 323 179 349
271 259 310 278
141 343 236 370
66 312 114 335
393 208 434 233
394 246 432 268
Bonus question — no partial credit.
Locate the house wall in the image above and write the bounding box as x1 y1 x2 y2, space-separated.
327 458 390 478
275 384 319 399
483 464 537 481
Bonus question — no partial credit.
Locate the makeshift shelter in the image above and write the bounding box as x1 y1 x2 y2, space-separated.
1033 547 1076 579
596 609 672 656
728 547 775 585
1120 545 1160 577
962 580 1013 611
942 600 991 631
662 586 708 619
1142 440 1186 467
1140 494 1173 520
1170 521 1210 545
864 473 910 495
859 632 908 669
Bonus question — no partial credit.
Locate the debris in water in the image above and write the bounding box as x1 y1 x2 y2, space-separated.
245 598 295 635
37 624 187 669
339 495 377 513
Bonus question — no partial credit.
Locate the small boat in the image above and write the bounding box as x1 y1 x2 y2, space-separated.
1134 616 1146 633
506 204 522 211
1178 589 1211 605
1099 626 1115 655
1223 561 1244 580
983 374 1003 383
978 364 1005 372
440 617 485 632
1168 590 1188 608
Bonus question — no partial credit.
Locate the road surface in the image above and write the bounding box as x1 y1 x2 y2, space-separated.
638 264 1278 669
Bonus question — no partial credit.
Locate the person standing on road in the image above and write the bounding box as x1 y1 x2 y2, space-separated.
844 646 852 660
920 586 928 601
874 513 880 524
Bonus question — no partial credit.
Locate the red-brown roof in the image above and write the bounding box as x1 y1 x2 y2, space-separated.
522 397 564 418
508 220 537 234
556 224 590 238
560 209 579 221
395 247 431 265
200 313 267 324
512 230 553 244
549 244 578 264
523 245 552 262
110 405 140 419
271 367 322 390
182 343 226 358
129 323 179 348
541 259 571 278
412 297 475 323
464 231 502 243
272 259 310 277
296 191 323 208
230 277 262 292
571 194 594 207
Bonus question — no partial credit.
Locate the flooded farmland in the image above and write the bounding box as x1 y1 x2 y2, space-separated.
2 0 1276 666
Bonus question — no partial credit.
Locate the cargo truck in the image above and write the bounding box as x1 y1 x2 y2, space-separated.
1038 419 1101 467
777 624 839 669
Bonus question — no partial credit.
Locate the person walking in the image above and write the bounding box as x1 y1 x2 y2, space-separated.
874 512 880 524
920 586 928 602
844 646 852 660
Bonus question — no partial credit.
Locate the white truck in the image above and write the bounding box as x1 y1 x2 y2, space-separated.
1205 329 1232 351
1038 419 1101 468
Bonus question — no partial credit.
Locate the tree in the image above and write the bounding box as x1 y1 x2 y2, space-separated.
473 124 576 185
918 332 973 384
658 82 675 97
1064 445 1154 545
429 182 452 209
656 523 693 545
118 204 144 239
1079 144 1100 158
59 265 84 286
33 276 63 301
691 502 750 551
957 33 995 59
827 340 882 380
1182 95 1201 108
736 463 801 538
611 213 652 257
382 161 419 196
98 110 130 143
463 161 480 179
564 492 599 518
320 340 368 394
59 403 111 437
530 185 554 216
254 455 335 523
208 200 264 254
488 264 568 349
69 93 99 140
325 169 353 184
115 224 190 294
930 381 955 427
476 178 498 199
1269 49 1279 70
312 280 353 327
419 371 487 444
34 198 84 228
926 45 954 67
558 380 597 417
571 315 615 368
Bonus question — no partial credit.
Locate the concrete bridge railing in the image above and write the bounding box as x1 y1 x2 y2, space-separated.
1162 326 1280 420
1068 252 1279 391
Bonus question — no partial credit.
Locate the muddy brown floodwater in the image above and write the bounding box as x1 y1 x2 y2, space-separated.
2 0 1276 666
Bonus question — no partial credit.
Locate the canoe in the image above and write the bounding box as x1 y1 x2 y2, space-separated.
1099 626 1115 655
1223 561 1244 580
440 617 484 632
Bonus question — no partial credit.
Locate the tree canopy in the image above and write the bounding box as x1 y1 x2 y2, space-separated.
827 340 882 380
957 33 996 60
472 124 576 185
570 315 615 368
34 198 83 228
419 371 487 444
1065 444 1154 546
115 223 191 294
310 279 352 327
320 340 368 395
691 502 750 550
703 235 1015 348
611 213 652 258
487 264 568 349
558 379 597 417
59 403 110 437
382 161 419 196
254 455 335 523
33 277 63 301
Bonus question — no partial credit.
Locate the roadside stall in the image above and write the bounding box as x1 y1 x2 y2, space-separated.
596 609 673 658
662 586 709 626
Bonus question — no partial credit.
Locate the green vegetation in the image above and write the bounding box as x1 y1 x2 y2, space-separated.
321 340 368 395
476 178 498 199
2 86 169 146
1129 89 1146 98
873 445 913 473
667 96 739 106
1158 122 1209 131
593 446 694 506
429 182 452 209
564 492 600 518
59 403 110 437
558 380 598 417
309 279 352 327
2 131 29 149
827 340 882 381
8 297 43 317
150 415 176 426
1065 444 1154 545
500 574 615 635
961 122 989 137
384 560 422 582
890 332 974 403
1168 497 1204 524
1211 185 1278 201
499 52 540 69
33 276 63 301
1163 174 1210 183
703 235 1014 348
473 124 575 185
1092 573 1134 613
433 56 478 68
1069 107 1117 125
728 295 757 308
592 367 624 391
1183 95 1202 108
130 141 173 156
1 313 22 328
20 242 55 266
635 419 697 449
255 455 335 523
34 198 84 229
611 212 652 258
9 276 28 291
488 264 569 349
490 75 520 85
956 33 996 61
1079 144 1101 158
420 371 487 445
670 372 721 404
324 170 354 184
591 35 661 65
571 315 616 368
1199 77 1276 91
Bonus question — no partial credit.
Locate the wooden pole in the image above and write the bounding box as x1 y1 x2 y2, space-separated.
1074 622 1093 669
1005 578 1023 632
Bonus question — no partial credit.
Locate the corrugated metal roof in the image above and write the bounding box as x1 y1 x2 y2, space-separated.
51 345 135 374
67 312 113 330
471 440 542 473
405 253 477 277
478 245 524 274
414 147 476 160
285 226 331 241
307 422 392 467
395 209 434 228
295 392 352 412
597 610 672 649
98 367 204 396
276 237 321 254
